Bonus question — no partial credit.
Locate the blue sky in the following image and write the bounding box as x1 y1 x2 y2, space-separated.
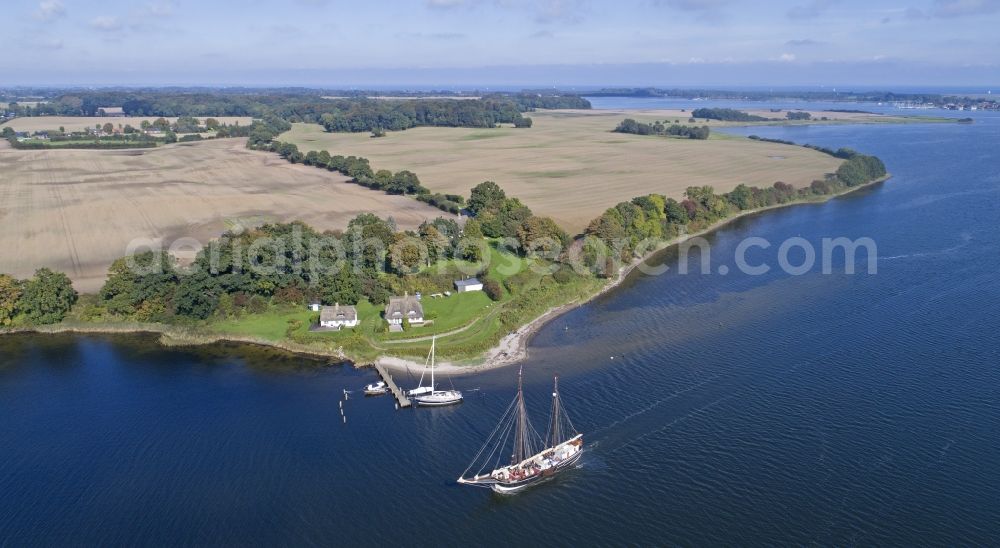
5 0 1000 87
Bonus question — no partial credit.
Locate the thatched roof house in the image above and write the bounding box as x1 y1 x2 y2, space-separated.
385 294 424 326
320 303 358 329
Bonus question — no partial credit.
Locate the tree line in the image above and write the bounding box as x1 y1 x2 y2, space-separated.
581 87 981 106
317 98 528 132
0 269 78 326
244 114 468 215
690 108 771 122
746 135 870 161
73 186 564 323
613 118 710 139
2 91 589 133
2 115 248 149
254 137 464 215
581 152 886 276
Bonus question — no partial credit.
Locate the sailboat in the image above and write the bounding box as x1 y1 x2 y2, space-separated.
407 336 463 407
457 368 582 494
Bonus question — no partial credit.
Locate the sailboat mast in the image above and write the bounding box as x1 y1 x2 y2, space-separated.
549 376 561 447
430 336 436 391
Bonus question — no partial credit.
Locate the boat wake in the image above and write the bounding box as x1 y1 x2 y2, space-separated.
608 394 736 456
587 373 724 439
878 233 975 261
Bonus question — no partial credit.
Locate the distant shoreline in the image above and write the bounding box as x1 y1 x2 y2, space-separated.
1 173 890 376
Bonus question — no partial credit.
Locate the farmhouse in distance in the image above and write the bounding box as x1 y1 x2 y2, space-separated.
97 106 125 117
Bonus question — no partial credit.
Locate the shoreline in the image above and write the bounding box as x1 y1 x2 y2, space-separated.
376 171 890 376
0 174 892 375
3 173 889 377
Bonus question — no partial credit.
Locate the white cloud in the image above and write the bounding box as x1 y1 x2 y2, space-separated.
658 0 731 11
931 0 1000 17
534 0 588 24
145 1 177 17
787 0 837 19
90 16 123 31
786 38 824 46
778 52 797 61
27 35 64 50
654 0 731 22
34 0 65 22
426 0 468 7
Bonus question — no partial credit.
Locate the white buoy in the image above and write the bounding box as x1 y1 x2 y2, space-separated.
339 401 343 409
343 416 346 424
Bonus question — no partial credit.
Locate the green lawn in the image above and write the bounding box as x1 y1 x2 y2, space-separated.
210 300 380 342
209 306 316 341
195 244 594 362
384 290 493 339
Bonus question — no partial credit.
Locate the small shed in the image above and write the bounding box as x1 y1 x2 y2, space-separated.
454 278 483 293
319 303 358 329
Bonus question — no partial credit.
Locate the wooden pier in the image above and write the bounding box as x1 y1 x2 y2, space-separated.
373 362 411 408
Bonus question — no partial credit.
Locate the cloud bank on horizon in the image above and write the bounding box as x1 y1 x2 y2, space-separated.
6 0 1000 87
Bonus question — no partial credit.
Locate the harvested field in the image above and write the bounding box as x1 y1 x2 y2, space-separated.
0 138 453 292
279 110 844 233
2 116 253 133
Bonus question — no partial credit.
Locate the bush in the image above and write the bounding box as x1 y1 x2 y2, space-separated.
247 295 268 314
274 286 305 305
482 277 503 301
552 265 575 285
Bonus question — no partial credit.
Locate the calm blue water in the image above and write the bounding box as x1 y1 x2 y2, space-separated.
3 102 999 545
585 95 964 115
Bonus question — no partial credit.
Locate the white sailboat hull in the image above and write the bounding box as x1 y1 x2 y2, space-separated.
414 390 463 406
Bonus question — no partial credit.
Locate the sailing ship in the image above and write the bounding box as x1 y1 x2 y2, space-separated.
457 368 582 494
406 336 463 407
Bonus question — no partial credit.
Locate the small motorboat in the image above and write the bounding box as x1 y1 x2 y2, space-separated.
363 381 388 396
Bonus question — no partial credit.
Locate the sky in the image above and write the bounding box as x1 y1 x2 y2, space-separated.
4 0 1000 88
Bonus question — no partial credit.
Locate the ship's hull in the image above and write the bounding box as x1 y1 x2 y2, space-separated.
458 434 584 494
491 448 582 494
414 391 463 406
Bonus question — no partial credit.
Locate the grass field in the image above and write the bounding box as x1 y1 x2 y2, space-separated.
0 138 454 293
196 240 589 362
279 109 845 233
2 116 253 133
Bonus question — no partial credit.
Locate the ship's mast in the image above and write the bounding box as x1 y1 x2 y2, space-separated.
512 366 532 464
549 376 561 447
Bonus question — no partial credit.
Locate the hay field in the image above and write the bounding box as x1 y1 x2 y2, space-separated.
2 116 253 132
279 110 844 233
0 138 452 292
